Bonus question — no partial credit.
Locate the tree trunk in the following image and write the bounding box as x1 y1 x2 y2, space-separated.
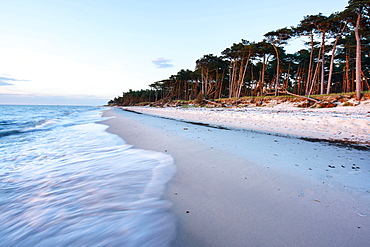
279 90 321 103
201 70 205 95
362 70 370 91
345 52 350 92
297 66 302 94
305 33 315 95
229 62 237 98
354 13 362 100
261 55 267 94
237 57 250 98
272 44 280 96
320 31 326 95
284 63 291 90
327 22 348 94
309 60 322 97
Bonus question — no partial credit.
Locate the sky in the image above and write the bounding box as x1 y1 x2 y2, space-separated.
0 0 349 105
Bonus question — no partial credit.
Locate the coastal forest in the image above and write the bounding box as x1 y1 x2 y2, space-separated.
109 0 370 106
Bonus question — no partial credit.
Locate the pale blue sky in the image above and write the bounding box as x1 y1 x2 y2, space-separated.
0 0 348 105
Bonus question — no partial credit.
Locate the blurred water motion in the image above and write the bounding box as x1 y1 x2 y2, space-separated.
0 106 176 246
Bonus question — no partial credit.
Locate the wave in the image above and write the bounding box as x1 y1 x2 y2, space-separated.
0 106 176 246
0 129 22 137
23 119 59 131
0 120 15 126
0 120 59 139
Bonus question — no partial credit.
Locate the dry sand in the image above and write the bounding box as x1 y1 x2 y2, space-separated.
101 107 370 247
120 103 370 146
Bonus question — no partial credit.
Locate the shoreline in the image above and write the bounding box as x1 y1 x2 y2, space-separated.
100 107 370 246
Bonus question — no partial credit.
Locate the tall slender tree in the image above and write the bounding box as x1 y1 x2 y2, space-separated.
196 54 228 99
264 27 293 95
295 15 319 95
222 40 257 97
326 12 349 94
344 0 370 100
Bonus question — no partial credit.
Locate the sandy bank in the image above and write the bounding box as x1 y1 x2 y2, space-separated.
121 104 370 146
101 107 370 247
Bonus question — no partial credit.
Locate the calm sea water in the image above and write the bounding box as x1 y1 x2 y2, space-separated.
0 105 176 247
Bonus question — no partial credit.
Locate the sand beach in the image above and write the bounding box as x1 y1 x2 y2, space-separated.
101 105 370 247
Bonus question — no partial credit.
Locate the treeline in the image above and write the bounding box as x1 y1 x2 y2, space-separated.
109 0 370 106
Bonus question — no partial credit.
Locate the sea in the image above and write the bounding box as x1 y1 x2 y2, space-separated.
0 105 176 247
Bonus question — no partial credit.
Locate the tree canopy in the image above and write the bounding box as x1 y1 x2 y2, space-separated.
110 1 370 105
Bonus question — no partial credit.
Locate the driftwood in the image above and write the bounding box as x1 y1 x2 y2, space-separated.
203 99 225 106
278 91 322 103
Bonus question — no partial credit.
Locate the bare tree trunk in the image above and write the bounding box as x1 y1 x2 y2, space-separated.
309 60 322 97
219 69 226 98
261 55 267 94
229 62 237 98
284 63 291 90
362 70 370 91
327 46 336 95
250 66 254 96
204 72 209 98
237 58 250 98
228 67 232 98
327 23 348 94
320 31 326 95
236 61 244 97
297 67 302 94
306 33 315 95
231 62 237 97
279 90 321 103
306 46 321 96
345 52 350 92
201 70 205 95
272 44 280 96
354 13 362 100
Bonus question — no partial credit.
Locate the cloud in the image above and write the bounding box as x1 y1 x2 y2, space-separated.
152 58 174 68
0 76 29 86
0 81 13 86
